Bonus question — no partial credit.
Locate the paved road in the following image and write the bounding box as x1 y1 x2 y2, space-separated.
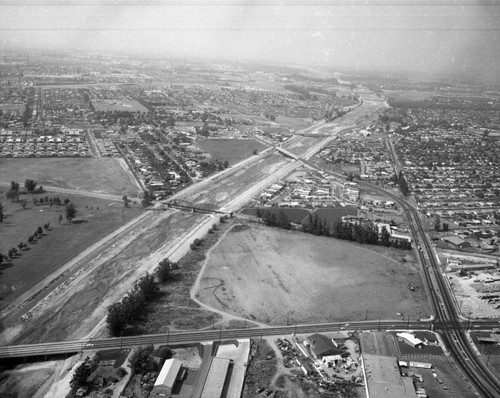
0 318 497 359
359 181 500 397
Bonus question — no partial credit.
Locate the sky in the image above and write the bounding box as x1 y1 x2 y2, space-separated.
0 0 499 80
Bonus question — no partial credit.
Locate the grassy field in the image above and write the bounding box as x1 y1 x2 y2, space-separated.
0 158 141 197
92 99 148 113
196 223 430 324
0 189 144 311
195 139 267 166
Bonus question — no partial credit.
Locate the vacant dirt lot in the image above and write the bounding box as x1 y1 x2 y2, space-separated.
196 224 430 324
0 158 141 197
0 189 143 311
196 139 267 166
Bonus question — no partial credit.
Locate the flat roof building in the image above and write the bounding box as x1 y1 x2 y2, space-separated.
201 357 232 398
363 354 417 398
397 332 425 349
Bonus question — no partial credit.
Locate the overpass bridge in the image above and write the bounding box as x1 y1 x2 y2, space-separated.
1 318 499 360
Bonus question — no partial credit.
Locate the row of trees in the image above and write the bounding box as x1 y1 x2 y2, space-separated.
106 258 177 336
5 180 45 202
392 172 410 196
33 196 67 206
256 211 412 250
0 223 51 265
257 209 291 230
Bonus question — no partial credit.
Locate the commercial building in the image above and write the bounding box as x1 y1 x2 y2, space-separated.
151 358 182 397
397 332 425 349
200 357 232 398
363 354 418 398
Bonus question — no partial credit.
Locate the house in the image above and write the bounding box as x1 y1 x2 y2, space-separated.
306 334 343 359
442 236 471 249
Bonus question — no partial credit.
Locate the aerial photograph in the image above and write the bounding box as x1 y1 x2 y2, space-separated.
0 0 499 397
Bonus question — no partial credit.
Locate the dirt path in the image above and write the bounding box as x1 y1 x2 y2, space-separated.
190 224 269 329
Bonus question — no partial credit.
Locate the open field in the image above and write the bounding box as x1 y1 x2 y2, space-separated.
0 210 208 344
92 99 148 112
195 139 267 166
196 224 430 324
0 158 142 197
0 190 143 311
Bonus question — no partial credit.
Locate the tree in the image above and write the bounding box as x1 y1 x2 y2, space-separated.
129 345 157 375
107 302 127 336
223 160 229 169
70 359 92 391
136 273 158 299
65 203 77 221
10 181 19 192
59 214 63 224
157 259 173 283
37 226 43 235
434 215 441 231
380 226 391 247
6 189 19 202
122 195 130 207
141 191 155 207
24 179 37 193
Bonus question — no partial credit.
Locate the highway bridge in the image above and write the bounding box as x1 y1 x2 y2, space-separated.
0 318 497 360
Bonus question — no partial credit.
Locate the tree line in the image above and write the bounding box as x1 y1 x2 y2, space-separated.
106 258 177 336
256 211 412 250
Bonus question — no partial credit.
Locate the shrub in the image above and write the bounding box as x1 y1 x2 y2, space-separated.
116 367 127 378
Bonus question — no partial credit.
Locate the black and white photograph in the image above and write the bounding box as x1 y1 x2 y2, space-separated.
0 1 499 397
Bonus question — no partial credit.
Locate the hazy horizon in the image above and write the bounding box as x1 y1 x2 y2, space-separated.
1 0 499 81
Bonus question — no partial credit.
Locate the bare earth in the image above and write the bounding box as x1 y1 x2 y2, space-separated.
0 157 142 198
196 224 431 325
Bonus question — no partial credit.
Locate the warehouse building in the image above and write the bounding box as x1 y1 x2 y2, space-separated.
200 357 232 398
151 358 182 397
